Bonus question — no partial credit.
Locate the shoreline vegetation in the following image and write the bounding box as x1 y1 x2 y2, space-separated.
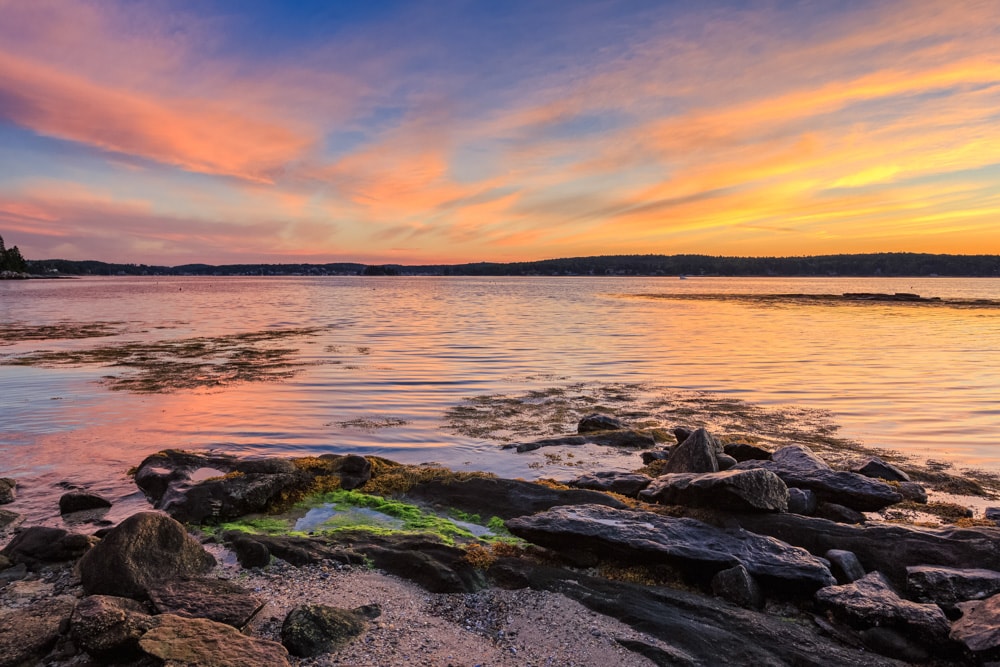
4 251 1000 278
628 292 1000 309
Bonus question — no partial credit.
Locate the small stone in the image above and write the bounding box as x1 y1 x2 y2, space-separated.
787 488 818 515
825 549 866 584
850 457 910 482
716 454 738 471
814 502 865 524
711 564 763 609
897 482 927 504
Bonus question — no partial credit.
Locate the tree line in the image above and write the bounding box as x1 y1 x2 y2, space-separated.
0 234 28 272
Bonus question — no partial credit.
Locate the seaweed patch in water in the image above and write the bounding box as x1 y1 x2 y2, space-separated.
0 321 131 345
1 327 321 392
331 416 411 430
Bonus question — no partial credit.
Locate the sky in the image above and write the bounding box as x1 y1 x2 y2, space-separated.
0 0 999 265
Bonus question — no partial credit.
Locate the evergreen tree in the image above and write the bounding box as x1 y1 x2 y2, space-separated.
0 234 28 272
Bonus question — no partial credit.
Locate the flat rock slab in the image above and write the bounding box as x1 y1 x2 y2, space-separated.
815 572 950 644
509 429 656 453
0 596 76 667
568 471 652 497
149 578 264 629
952 593 1000 658
639 468 788 513
506 504 834 591
907 565 1000 606
140 614 290 667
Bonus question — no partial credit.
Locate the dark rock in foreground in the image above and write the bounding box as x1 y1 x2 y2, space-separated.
70 595 155 660
0 596 76 667
711 564 763 609
281 604 368 658
735 444 902 511
723 442 772 462
79 512 215 598
139 614 291 666
1 526 95 567
148 578 264 629
906 565 1000 606
662 428 722 474
951 593 1000 659
851 457 910 482
639 468 788 513
506 503 835 591
815 572 951 652
567 471 652 496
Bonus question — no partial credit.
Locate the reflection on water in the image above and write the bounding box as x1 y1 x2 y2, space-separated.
1 275 998 523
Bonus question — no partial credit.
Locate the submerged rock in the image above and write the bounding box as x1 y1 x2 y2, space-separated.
78 512 215 598
577 414 625 433
506 504 835 591
639 469 788 513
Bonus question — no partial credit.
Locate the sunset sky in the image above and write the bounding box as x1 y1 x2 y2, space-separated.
1 0 999 265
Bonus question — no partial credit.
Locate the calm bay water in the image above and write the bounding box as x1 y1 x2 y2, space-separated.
1 275 998 524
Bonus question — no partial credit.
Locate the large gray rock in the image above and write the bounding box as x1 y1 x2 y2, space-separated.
692 509 1000 589
951 593 1000 659
662 428 722 474
281 604 367 657
0 478 14 505
148 578 264 629
506 504 834 592
906 565 1000 606
0 596 76 667
851 457 910 482
568 471 652 497
815 572 951 648
639 469 788 513
0 526 96 567
139 614 290 666
735 445 902 511
70 595 154 660
78 512 215 598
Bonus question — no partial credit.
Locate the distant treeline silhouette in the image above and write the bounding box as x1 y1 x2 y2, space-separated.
24 253 1000 277
0 234 27 272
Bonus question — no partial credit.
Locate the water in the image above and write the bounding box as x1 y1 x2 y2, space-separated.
1 275 998 524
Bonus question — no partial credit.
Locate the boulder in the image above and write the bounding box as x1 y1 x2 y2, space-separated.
78 512 215 598
70 595 154 660
510 429 656 453
711 564 763 609
716 453 738 470
951 593 1000 659
281 604 367 657
506 504 834 592
906 565 1000 606
723 443 772 462
0 526 95 567
59 492 112 514
226 531 272 568
850 457 910 482
815 572 951 649
0 478 15 505
814 502 866 524
568 471 652 497
139 614 290 666
692 510 1000 589
825 549 866 584
639 469 788 513
787 488 818 515
661 428 722 474
577 414 624 433
148 578 264 629
0 596 76 667
735 445 902 511
402 476 627 521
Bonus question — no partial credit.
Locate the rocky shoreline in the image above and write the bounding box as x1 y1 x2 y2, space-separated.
4 420 1000 665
